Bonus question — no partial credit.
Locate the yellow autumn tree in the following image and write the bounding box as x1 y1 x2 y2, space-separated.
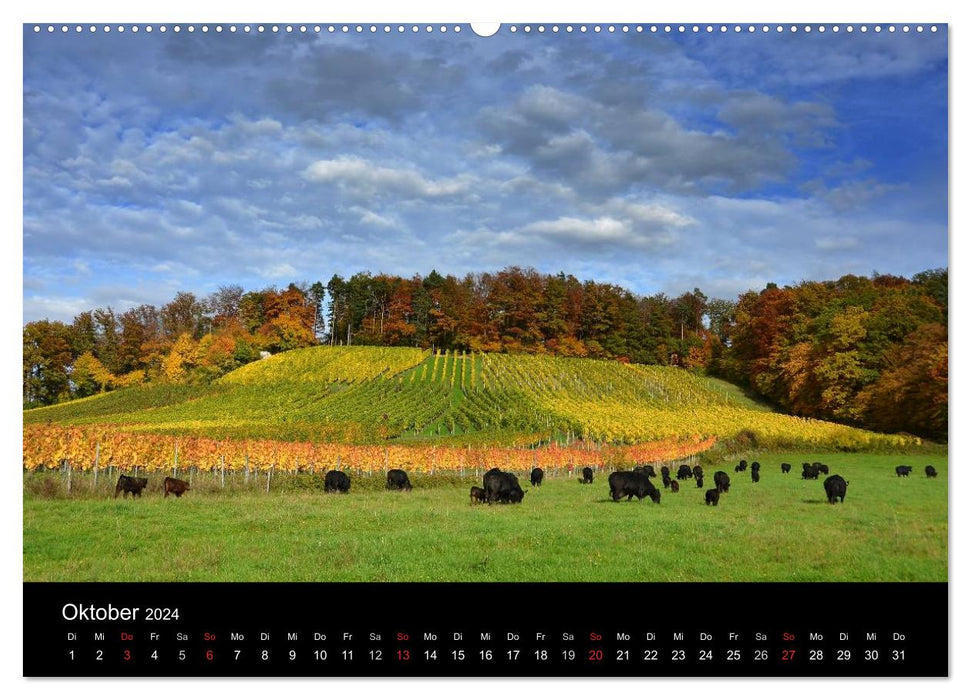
71 351 116 397
115 369 148 388
162 333 200 382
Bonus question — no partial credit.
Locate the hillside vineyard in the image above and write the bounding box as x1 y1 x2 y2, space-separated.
25 346 917 454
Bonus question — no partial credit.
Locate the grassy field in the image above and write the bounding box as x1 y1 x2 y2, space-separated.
23 452 947 583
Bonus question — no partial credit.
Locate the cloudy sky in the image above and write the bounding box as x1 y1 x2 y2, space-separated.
23 24 947 322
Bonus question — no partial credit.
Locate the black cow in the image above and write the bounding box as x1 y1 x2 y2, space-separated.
483 469 505 502
677 465 692 480
163 476 189 498
530 467 544 487
660 466 671 479
824 475 848 504
713 471 730 493
705 489 720 506
386 469 413 491
469 486 486 505
578 466 594 484
895 465 913 477
115 474 148 499
751 470 760 483
695 476 704 489
670 480 680 493
608 471 661 503
484 470 526 504
634 465 657 478
734 463 747 473
503 485 527 504
324 470 351 493
817 464 830 475
751 461 761 471
692 465 704 479
662 474 672 489
781 463 792 474
802 464 820 480
925 465 938 478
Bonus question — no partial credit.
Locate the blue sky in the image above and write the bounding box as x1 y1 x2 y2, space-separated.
22 24 947 322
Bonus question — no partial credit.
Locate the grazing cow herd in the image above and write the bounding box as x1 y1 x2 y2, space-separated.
596 456 929 509
107 457 939 508
114 474 188 498
801 462 830 480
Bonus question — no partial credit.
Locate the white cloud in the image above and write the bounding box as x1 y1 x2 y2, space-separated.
23 295 94 321
604 199 695 228
510 204 687 251
523 216 629 243
303 157 473 199
258 263 298 278
353 208 398 229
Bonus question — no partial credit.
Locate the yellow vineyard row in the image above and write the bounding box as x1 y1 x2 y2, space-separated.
23 424 716 474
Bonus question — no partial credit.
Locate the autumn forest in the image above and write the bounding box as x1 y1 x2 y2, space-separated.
22 266 947 442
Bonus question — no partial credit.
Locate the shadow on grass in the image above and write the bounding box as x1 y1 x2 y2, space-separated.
596 498 664 504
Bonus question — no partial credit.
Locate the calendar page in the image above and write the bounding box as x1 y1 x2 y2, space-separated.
22 20 948 677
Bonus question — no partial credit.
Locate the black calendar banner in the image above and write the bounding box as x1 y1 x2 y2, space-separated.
24 582 947 677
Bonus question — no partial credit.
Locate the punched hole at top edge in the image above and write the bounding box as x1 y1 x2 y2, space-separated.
470 23 501 37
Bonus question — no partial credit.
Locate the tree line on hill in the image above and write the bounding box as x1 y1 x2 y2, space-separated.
23 267 947 441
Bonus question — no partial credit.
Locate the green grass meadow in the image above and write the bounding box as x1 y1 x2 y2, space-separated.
23 452 947 583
